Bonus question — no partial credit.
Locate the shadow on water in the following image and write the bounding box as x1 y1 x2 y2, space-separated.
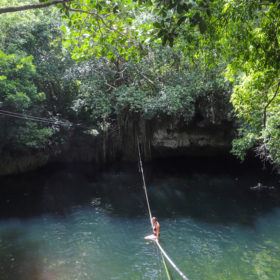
0 157 279 228
0 227 42 280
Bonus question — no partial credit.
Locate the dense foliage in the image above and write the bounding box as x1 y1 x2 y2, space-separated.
55 0 280 165
0 0 279 166
0 2 76 154
0 50 53 150
71 49 229 127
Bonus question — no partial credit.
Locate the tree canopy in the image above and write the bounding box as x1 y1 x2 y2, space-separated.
0 0 279 165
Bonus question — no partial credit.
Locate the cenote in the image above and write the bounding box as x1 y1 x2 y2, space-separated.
0 158 280 280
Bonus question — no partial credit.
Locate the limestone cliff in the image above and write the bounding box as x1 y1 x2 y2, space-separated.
0 91 234 175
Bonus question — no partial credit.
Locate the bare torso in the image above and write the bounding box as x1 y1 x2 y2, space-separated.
153 221 160 239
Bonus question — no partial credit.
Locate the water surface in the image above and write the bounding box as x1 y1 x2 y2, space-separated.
0 159 280 280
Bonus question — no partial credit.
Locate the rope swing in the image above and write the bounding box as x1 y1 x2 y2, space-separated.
136 135 190 280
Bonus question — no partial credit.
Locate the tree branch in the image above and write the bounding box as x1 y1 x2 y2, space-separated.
134 67 156 87
263 80 280 128
66 7 126 38
65 7 143 49
0 0 71 14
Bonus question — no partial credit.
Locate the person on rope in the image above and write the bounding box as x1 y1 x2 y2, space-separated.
152 217 160 240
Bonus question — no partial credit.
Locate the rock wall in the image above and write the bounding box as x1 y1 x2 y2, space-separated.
56 116 233 162
0 116 234 176
150 119 233 158
0 96 234 175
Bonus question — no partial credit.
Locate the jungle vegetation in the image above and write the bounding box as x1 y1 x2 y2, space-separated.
0 0 279 166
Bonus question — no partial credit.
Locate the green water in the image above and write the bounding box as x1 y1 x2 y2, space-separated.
0 160 280 280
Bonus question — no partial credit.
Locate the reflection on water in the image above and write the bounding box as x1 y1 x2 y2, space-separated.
0 159 279 280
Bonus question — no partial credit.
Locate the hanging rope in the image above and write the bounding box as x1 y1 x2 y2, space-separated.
161 252 173 280
137 135 153 229
136 135 190 280
156 241 189 280
155 242 165 280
